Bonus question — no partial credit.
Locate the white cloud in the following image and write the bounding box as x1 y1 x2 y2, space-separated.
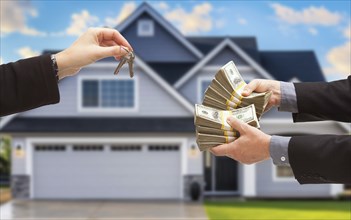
271 3 342 26
105 2 136 27
308 27 318 35
0 57 3 65
325 41 350 76
0 1 46 36
344 23 351 39
164 2 214 34
17 47 40 59
66 10 99 36
153 1 169 11
237 18 248 25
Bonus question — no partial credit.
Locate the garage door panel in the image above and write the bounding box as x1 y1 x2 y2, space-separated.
33 144 181 199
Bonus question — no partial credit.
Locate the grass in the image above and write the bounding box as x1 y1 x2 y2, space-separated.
205 199 351 220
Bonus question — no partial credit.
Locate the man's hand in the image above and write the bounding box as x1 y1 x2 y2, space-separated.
55 27 133 79
242 79 281 113
210 116 271 164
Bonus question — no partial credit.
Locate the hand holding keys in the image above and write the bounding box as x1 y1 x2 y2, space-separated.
114 47 135 78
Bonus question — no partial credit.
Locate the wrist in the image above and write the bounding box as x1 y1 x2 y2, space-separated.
272 81 281 107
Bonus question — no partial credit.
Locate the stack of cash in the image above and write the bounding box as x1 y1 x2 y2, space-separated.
194 60 270 151
194 104 259 151
203 61 272 119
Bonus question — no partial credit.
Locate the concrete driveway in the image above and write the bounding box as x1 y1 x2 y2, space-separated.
0 200 208 220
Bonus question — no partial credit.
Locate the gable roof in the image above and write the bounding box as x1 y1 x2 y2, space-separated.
174 38 275 89
260 51 325 82
116 2 203 59
187 36 260 62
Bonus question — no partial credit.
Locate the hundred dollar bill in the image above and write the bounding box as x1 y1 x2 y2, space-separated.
196 126 239 137
194 104 260 131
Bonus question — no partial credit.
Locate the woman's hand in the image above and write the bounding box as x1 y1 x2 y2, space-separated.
55 27 132 80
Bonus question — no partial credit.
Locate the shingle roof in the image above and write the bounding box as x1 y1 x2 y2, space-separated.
260 51 325 82
1 117 195 133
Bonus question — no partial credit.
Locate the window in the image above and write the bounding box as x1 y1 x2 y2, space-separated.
35 145 66 152
111 145 141 151
148 145 179 151
137 20 154 36
276 166 294 177
73 145 104 151
273 165 295 182
198 78 212 102
80 76 137 111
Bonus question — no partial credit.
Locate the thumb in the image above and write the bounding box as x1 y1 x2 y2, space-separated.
242 79 259 96
98 45 129 59
226 116 247 134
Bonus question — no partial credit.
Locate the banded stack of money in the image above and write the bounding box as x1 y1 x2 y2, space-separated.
202 61 272 119
194 104 260 151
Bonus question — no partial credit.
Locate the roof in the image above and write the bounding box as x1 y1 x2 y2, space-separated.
260 51 325 82
174 38 274 89
116 2 203 59
187 36 260 63
1 117 195 133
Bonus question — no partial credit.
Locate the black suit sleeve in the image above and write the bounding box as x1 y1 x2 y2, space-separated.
289 135 351 184
288 76 351 184
292 75 351 122
0 55 60 117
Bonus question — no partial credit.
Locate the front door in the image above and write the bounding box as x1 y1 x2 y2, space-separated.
204 151 239 195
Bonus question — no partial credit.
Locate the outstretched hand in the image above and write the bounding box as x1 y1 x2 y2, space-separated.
55 27 133 79
210 116 271 164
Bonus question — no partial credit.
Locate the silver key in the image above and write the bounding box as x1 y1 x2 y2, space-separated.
114 56 128 75
127 52 135 78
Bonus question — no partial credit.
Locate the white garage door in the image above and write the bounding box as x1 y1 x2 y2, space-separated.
32 144 181 199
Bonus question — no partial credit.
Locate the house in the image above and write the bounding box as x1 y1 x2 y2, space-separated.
0 3 348 200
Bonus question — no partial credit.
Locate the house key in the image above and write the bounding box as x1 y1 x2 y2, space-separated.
114 47 135 78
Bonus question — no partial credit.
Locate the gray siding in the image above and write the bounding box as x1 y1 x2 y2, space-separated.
22 64 191 117
121 13 198 62
208 46 248 66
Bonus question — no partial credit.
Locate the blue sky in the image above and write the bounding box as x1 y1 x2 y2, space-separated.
1 0 350 81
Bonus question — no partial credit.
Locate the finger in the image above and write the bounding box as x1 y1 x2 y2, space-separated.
242 79 260 96
98 45 129 59
209 143 230 156
97 28 133 51
100 40 118 47
226 116 248 134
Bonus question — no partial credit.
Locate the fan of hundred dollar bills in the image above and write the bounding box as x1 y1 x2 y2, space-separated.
195 61 272 151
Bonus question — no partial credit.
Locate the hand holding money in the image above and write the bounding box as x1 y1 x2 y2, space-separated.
242 79 281 113
194 104 260 151
209 116 271 165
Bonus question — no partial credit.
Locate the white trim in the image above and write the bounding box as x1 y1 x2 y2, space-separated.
174 38 275 89
197 76 213 103
116 2 203 59
289 77 301 83
330 184 344 196
272 163 295 182
27 136 187 199
0 114 17 130
137 19 154 37
77 75 139 113
242 164 256 196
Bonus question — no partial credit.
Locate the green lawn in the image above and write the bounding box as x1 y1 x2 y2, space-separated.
205 200 351 220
